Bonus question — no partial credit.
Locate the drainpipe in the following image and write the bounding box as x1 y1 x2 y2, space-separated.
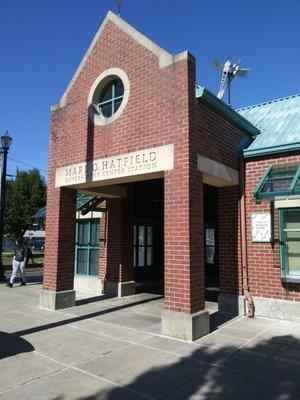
240 159 255 318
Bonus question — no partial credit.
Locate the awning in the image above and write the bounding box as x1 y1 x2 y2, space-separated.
253 165 300 202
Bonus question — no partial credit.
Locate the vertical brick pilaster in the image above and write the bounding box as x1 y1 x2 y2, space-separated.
218 186 241 295
106 197 134 283
99 209 108 283
43 187 77 292
164 167 205 314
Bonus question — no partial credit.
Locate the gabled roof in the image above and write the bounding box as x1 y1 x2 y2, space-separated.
53 11 192 110
237 94 300 158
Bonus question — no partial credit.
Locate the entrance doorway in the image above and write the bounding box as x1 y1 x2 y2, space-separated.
203 184 220 302
132 179 164 294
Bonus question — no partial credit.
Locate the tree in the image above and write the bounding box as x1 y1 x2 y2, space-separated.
4 169 46 239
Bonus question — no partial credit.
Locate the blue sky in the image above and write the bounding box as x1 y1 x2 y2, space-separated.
1 0 299 178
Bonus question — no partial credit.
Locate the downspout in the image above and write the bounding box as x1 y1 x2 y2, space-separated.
240 159 255 318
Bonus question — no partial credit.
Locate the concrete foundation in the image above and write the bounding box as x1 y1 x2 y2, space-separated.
218 293 300 323
39 289 76 310
218 293 245 315
162 309 210 341
253 296 300 322
74 276 102 293
106 281 135 297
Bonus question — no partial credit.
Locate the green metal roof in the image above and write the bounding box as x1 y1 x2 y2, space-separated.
237 94 300 158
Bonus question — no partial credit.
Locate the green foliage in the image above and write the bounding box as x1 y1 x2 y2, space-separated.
4 169 46 239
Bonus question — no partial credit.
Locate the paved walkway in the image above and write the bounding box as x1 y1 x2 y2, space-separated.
0 282 299 399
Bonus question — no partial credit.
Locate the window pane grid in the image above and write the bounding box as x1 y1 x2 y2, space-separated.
280 209 300 280
98 79 124 118
98 95 124 106
75 220 100 276
133 225 155 267
254 165 300 202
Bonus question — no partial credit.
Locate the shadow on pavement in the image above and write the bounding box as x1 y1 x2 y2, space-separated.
77 335 299 400
13 294 163 338
0 331 34 359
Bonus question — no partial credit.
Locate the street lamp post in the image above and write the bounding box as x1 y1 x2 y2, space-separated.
0 131 12 282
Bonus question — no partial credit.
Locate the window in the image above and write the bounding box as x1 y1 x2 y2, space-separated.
88 68 130 126
205 228 215 264
279 209 300 282
98 79 124 118
253 165 300 203
75 220 99 276
133 225 154 267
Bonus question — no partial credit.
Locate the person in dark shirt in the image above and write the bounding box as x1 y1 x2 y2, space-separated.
26 246 35 267
6 238 28 288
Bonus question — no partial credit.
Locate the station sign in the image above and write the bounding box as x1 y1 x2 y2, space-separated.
55 144 174 187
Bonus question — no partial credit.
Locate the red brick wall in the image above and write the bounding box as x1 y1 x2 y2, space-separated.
46 19 196 306
99 207 107 284
245 153 300 301
218 186 242 295
193 103 247 170
105 197 134 283
45 16 249 314
43 186 76 291
190 95 248 301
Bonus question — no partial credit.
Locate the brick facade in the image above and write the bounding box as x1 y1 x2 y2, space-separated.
245 153 300 301
218 186 242 296
45 12 294 325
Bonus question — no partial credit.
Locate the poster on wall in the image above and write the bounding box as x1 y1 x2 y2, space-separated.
251 212 272 242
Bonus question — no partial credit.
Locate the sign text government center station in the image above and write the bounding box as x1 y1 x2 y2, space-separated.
40 11 300 340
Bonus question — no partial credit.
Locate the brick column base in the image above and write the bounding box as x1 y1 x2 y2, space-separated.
106 281 135 297
162 309 209 341
39 289 76 310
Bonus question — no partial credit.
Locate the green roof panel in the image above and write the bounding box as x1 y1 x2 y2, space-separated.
237 94 300 157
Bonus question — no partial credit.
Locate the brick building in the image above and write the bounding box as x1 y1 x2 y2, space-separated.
40 11 300 340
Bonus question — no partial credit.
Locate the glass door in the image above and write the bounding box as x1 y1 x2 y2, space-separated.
75 220 100 276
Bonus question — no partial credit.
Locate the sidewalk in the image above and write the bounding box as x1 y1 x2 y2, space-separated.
0 281 299 399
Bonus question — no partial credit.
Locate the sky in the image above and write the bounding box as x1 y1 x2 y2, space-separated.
0 0 299 178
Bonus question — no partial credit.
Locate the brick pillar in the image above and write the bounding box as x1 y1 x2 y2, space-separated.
218 186 243 314
104 196 135 297
99 208 108 292
162 165 209 341
40 187 77 310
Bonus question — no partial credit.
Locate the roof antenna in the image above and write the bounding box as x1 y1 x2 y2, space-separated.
212 57 250 106
116 0 122 16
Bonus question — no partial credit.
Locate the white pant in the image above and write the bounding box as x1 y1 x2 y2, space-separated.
10 259 26 284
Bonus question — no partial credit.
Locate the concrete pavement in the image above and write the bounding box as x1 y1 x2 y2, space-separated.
0 281 299 399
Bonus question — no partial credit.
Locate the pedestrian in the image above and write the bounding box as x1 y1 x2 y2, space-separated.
6 238 28 288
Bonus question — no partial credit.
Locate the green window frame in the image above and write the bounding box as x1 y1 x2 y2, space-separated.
279 208 300 282
75 219 100 276
253 165 300 203
133 225 154 267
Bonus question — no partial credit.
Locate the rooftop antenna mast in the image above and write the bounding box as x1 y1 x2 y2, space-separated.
212 58 250 106
117 0 122 16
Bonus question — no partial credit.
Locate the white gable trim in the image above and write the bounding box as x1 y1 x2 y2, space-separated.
52 11 193 111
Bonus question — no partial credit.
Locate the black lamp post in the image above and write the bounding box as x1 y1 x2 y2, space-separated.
0 131 12 282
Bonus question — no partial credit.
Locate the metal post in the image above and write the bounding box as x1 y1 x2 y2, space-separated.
0 147 8 281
